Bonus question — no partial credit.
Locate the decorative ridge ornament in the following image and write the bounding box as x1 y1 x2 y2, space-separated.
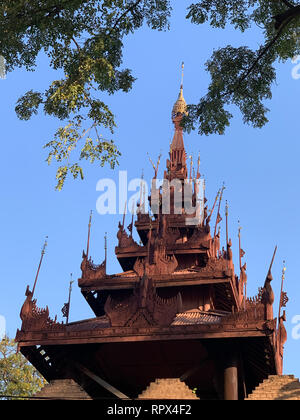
261 246 277 320
61 274 74 324
172 62 188 119
275 260 288 375
20 285 64 333
104 275 182 328
80 251 106 285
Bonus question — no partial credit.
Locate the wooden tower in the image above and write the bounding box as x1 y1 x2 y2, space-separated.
16 77 288 400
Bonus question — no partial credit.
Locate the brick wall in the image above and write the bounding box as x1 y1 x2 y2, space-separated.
33 379 92 400
246 375 300 400
138 378 199 400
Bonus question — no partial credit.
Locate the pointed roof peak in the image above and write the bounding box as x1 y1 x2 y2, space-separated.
172 62 188 119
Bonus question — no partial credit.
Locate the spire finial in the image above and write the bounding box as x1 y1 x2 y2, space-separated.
277 259 288 331
104 232 108 273
172 62 188 119
32 235 48 296
225 200 229 247
181 61 184 89
86 210 92 259
32 236 48 296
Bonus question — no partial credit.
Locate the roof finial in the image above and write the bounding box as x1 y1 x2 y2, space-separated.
32 236 48 297
181 61 184 89
172 62 188 118
225 200 229 248
86 210 92 259
104 232 108 273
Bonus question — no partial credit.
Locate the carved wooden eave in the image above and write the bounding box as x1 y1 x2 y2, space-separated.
79 268 235 291
80 252 106 283
116 241 211 257
16 275 274 349
104 276 182 328
18 290 65 334
79 253 237 309
15 317 276 349
116 226 140 249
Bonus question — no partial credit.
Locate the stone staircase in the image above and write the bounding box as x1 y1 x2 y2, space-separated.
33 379 92 400
138 379 199 400
246 375 300 400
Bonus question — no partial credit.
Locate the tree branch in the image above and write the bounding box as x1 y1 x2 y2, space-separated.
279 0 295 9
71 37 81 51
112 0 144 30
190 12 297 127
274 4 300 29
13 0 77 20
232 15 294 94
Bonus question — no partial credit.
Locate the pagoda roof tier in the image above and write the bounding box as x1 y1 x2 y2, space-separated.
16 316 276 348
115 240 211 257
135 215 206 231
17 333 277 399
115 244 211 271
115 222 213 271
79 267 234 290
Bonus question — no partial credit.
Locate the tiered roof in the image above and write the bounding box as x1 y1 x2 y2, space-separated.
15 77 288 399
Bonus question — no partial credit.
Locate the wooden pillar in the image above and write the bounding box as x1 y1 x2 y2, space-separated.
223 352 238 400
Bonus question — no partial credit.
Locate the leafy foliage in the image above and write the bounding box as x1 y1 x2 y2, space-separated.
0 1 171 189
0 337 46 399
184 45 276 135
1 1 300 187
184 0 300 135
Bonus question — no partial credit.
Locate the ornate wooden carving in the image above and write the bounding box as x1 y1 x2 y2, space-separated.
19 286 64 332
188 226 210 246
276 311 287 374
223 304 265 325
261 271 275 320
134 240 178 277
117 223 139 248
188 257 229 275
20 286 35 322
246 288 264 308
165 227 181 246
238 263 247 305
104 276 181 328
80 251 106 285
227 239 233 267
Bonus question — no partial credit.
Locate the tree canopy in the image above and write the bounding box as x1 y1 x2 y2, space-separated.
184 1 300 134
0 337 45 399
1 1 299 189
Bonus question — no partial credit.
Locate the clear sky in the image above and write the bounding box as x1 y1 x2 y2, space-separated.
0 3 299 378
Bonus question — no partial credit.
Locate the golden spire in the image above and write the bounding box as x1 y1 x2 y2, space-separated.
172 62 188 118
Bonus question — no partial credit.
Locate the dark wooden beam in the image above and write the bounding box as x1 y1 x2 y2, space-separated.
17 327 269 348
76 363 130 399
180 358 209 381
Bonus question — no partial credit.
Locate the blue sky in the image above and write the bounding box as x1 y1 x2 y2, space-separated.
0 3 299 378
